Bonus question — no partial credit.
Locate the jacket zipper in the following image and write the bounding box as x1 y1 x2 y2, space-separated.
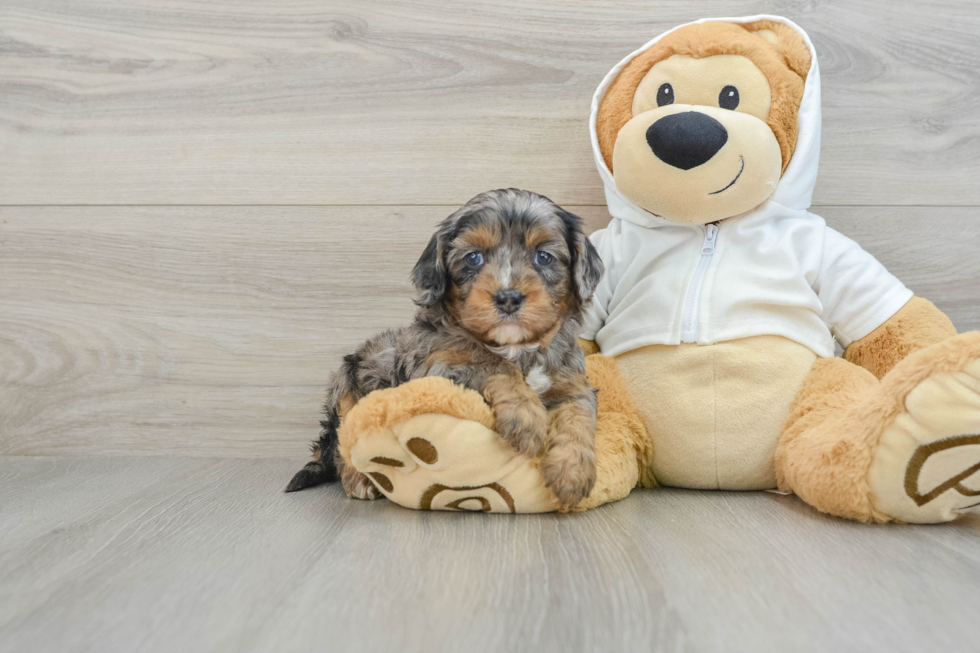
680 223 719 343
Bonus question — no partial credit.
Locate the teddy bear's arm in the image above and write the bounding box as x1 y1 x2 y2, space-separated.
843 297 956 379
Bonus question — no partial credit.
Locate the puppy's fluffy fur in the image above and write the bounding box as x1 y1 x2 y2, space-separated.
285 189 604 510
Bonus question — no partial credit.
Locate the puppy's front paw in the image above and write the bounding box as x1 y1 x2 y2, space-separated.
540 443 597 512
342 468 384 500
493 399 548 457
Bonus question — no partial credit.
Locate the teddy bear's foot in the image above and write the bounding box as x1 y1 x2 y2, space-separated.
869 332 980 523
341 377 559 513
350 413 558 513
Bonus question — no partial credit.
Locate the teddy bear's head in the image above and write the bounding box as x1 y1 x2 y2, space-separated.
596 20 811 225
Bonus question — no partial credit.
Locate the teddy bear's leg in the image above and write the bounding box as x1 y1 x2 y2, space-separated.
775 357 881 521
574 354 654 511
776 332 980 523
339 362 650 513
341 377 561 513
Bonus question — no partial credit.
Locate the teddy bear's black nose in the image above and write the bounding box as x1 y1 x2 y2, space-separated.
646 112 729 170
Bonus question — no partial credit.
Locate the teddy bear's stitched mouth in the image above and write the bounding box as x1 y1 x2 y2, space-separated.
708 156 745 195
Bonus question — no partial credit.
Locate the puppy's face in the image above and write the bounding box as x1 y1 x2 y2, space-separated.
412 189 603 347
447 211 569 346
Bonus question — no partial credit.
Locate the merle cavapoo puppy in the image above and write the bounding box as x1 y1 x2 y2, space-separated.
286 188 604 510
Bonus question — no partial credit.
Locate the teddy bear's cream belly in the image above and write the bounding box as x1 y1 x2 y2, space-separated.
614 336 817 490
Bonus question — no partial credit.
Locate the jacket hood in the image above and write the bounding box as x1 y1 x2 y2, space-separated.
589 15 822 229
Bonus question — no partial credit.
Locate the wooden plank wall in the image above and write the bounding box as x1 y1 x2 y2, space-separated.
1 0 978 457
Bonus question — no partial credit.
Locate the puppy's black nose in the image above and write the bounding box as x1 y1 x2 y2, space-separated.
493 289 525 315
646 112 728 170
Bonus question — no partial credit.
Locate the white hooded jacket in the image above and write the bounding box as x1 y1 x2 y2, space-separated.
580 16 912 359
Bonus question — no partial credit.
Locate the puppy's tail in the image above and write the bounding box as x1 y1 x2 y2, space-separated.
287 349 368 492
284 411 341 492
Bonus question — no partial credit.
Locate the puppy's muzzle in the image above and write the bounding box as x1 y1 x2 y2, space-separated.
493 289 525 315
646 112 728 170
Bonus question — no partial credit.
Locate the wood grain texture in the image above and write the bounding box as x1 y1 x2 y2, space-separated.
1 205 978 458
1 0 979 206
0 455 979 653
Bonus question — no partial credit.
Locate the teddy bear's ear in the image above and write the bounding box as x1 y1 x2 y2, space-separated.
740 20 811 81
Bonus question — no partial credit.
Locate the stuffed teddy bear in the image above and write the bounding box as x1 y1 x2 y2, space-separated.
337 15 980 523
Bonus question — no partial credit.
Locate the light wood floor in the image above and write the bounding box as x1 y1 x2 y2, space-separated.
3 456 980 653
2 0 980 651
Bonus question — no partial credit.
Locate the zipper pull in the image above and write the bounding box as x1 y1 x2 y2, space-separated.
701 223 719 254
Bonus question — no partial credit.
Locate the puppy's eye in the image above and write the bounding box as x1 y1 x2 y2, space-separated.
534 251 554 266
657 83 674 107
719 85 739 110
464 252 484 267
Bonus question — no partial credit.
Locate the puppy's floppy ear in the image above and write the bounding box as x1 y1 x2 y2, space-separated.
411 232 446 307
412 202 479 307
559 210 604 304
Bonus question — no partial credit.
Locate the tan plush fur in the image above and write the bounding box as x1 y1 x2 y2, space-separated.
776 357 882 521
615 336 816 490
845 297 957 379
778 330 980 523
595 20 810 174
578 338 601 356
338 376 495 467
575 354 655 510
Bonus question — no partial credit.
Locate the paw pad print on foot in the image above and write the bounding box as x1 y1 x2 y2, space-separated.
340 378 558 513
870 335 980 523
903 433 980 510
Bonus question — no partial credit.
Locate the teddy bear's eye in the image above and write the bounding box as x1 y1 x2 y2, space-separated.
719 85 739 110
656 83 674 107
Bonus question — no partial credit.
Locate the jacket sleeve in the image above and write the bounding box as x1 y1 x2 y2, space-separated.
580 227 615 341
814 226 914 349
